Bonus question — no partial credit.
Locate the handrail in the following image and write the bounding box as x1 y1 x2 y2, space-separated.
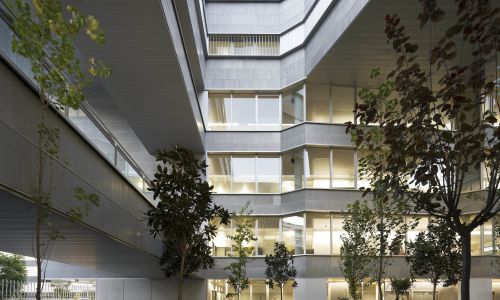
0 0 154 203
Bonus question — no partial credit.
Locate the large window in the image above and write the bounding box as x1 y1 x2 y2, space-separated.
232 155 256 193
208 155 231 193
281 149 304 192
282 214 305 255
305 148 331 189
211 214 495 257
207 279 293 300
306 84 355 124
282 85 305 128
208 154 280 194
257 156 280 193
209 149 356 194
208 93 280 131
331 149 355 188
306 212 331 255
306 84 330 123
257 217 280 256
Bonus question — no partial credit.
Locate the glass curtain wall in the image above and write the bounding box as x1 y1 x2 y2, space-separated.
208 154 280 194
306 84 355 124
211 214 492 257
208 93 280 131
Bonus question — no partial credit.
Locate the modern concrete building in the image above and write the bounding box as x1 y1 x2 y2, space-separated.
0 0 498 299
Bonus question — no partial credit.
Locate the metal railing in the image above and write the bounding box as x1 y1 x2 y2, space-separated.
208 35 280 56
0 280 96 300
0 0 154 203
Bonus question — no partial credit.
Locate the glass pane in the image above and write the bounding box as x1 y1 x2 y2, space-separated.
282 149 304 192
249 280 267 300
282 85 305 128
469 216 481 255
231 94 255 130
463 166 481 192
257 96 280 131
208 94 231 130
305 148 331 189
328 281 348 300
208 155 232 193
212 221 232 256
282 213 304 255
116 151 127 175
306 84 330 123
257 217 280 255
331 86 354 123
68 108 115 163
306 212 331 255
332 149 355 188
232 156 256 193
331 215 344 255
207 280 226 300
484 220 494 255
257 156 280 193
407 216 429 244
125 162 144 191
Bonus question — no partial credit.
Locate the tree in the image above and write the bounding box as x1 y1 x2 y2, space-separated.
0 253 27 282
0 253 27 297
264 241 298 300
406 220 462 300
346 1 500 299
8 1 109 299
389 278 412 300
224 203 256 300
145 145 230 300
340 201 376 300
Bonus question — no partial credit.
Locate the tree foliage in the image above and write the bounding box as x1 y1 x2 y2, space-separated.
145 145 230 300
224 203 256 299
0 253 27 283
8 1 109 299
346 1 499 299
389 277 412 300
264 241 298 300
406 220 462 300
340 201 376 300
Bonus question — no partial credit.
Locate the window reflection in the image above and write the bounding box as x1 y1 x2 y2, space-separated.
211 220 232 257
331 86 355 123
306 84 330 123
257 156 280 193
232 95 256 130
305 148 331 189
257 217 280 256
332 149 355 188
282 85 304 128
232 156 256 193
282 150 304 192
306 212 331 254
208 94 232 130
331 215 344 255
257 96 280 131
282 214 304 255
208 155 231 193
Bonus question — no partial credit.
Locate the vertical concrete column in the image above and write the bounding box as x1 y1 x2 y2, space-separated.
458 278 492 300
294 278 328 300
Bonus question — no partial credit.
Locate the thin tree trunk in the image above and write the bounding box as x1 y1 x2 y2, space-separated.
432 282 437 300
280 284 283 300
36 100 47 300
178 252 186 300
377 208 384 300
460 231 472 300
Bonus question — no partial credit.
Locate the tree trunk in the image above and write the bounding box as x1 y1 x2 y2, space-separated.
35 100 47 300
280 284 283 300
377 209 385 300
432 281 437 300
178 253 186 300
460 231 472 300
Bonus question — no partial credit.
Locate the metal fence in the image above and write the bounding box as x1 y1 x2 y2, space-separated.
0 280 96 300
